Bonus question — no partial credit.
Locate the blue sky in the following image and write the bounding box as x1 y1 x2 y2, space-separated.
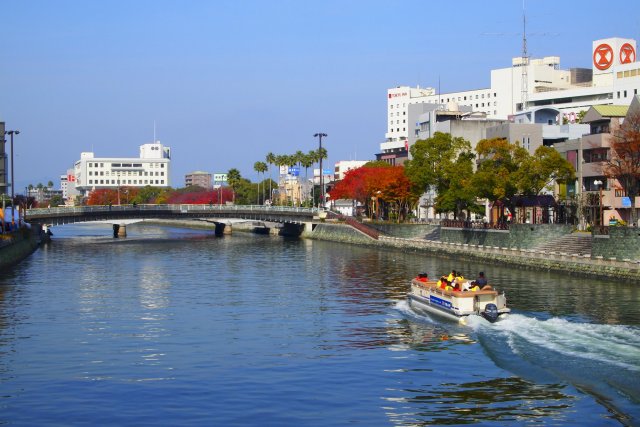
2 0 639 191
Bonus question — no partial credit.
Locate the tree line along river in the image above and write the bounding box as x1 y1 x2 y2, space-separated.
0 222 638 426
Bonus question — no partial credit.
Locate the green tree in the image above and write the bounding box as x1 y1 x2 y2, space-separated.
515 146 575 196
233 177 258 205
134 186 164 204
227 168 242 204
364 160 392 168
404 132 474 218
49 194 64 207
437 150 481 219
472 138 525 220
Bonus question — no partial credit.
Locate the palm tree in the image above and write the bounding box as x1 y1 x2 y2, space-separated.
254 161 268 204
266 152 275 203
227 168 242 204
274 155 288 205
300 153 314 205
316 147 328 207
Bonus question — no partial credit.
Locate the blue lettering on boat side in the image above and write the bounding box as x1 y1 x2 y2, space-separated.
430 295 452 310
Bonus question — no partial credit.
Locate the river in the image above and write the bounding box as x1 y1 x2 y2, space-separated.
0 223 638 426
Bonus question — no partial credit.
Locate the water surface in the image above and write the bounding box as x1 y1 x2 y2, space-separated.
0 223 638 426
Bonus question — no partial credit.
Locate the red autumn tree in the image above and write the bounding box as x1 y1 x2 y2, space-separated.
86 189 118 205
604 110 640 225
329 165 416 221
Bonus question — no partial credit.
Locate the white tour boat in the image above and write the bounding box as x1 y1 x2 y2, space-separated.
407 278 510 323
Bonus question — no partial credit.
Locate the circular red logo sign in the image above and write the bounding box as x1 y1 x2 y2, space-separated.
620 43 636 64
594 43 614 70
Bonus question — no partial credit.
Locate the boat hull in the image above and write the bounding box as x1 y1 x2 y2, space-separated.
407 279 510 323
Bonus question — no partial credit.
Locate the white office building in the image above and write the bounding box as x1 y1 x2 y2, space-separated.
73 142 171 197
382 36 640 155
333 160 368 181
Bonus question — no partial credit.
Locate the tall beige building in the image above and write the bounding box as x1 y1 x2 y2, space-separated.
185 171 212 189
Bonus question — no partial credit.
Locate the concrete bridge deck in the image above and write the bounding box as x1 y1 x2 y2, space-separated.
26 204 320 226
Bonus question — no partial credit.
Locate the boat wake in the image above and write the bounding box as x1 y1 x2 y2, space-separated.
396 300 640 422
475 313 640 423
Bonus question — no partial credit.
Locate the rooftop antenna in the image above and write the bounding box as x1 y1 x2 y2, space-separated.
521 0 529 112
438 75 441 105
153 120 156 143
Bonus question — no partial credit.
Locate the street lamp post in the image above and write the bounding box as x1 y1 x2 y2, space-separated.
5 130 20 223
314 133 327 209
117 173 121 205
594 179 604 227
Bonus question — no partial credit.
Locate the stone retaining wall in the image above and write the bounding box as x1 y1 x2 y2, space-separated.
308 223 640 281
367 223 439 239
592 227 640 260
307 223 379 245
437 223 574 249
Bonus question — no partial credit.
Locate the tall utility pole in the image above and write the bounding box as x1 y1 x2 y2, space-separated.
314 133 327 208
5 130 20 222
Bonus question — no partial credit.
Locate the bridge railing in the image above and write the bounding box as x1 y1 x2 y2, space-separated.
27 204 320 217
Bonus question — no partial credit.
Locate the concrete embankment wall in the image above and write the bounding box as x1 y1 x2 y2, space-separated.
592 227 640 260
308 223 640 281
0 232 40 272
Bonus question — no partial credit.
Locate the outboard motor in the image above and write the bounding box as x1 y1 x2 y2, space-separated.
482 303 499 323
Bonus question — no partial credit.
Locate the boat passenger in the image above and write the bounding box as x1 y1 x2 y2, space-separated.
472 272 488 287
415 272 428 282
438 276 448 289
447 270 456 282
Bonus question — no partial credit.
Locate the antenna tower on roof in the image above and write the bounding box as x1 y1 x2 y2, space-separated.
521 0 529 111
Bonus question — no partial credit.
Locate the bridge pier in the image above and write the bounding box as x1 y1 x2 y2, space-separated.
214 222 232 236
113 223 127 238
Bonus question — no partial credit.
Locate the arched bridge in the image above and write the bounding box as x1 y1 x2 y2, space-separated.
26 204 320 227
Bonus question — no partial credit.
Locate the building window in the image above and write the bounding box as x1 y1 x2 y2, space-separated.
624 90 628 97
617 91 620 98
